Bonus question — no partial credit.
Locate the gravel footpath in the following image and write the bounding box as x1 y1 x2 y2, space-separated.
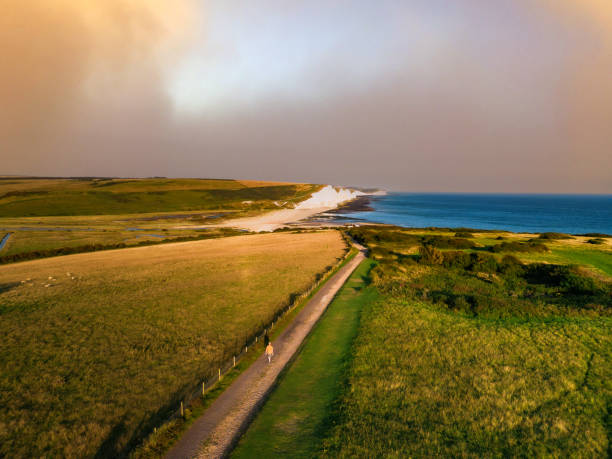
165 244 366 459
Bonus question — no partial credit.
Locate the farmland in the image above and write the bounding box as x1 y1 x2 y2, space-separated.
0 177 321 261
0 231 346 457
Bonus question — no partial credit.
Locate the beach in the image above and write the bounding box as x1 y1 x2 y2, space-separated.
196 185 371 232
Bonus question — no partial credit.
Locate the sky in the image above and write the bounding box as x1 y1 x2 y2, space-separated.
2 0 611 193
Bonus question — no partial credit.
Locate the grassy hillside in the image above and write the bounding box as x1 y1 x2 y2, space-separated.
317 227 611 457
0 177 322 261
0 231 346 458
0 177 320 217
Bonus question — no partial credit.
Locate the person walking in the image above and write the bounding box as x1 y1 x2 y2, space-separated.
265 342 274 363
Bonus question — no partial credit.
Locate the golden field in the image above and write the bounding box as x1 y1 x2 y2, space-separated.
0 230 345 457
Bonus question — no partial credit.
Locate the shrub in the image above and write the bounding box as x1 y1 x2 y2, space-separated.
442 251 472 269
523 264 601 295
454 232 474 238
419 245 444 265
560 272 601 295
586 238 605 245
488 241 548 253
419 235 473 249
498 255 524 276
538 232 573 240
469 253 498 273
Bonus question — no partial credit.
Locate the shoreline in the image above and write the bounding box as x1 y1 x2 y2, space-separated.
179 186 385 232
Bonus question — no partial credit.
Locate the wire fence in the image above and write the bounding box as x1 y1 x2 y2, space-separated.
158 235 354 426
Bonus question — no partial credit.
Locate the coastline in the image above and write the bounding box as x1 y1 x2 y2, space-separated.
182 186 384 232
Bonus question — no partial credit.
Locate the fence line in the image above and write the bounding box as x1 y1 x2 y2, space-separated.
156 237 353 428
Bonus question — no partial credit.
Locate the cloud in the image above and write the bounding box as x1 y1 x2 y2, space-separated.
0 0 195 168
1 1 610 193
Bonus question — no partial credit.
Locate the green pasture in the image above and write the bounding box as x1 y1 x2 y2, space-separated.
0 177 319 217
322 298 611 457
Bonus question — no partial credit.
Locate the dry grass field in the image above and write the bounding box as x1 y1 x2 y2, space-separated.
0 231 345 457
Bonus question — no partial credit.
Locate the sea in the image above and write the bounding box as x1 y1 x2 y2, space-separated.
330 193 612 235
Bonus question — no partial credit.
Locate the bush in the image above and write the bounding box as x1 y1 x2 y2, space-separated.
419 245 444 265
442 251 472 269
488 241 548 253
498 255 524 276
454 232 474 238
524 264 601 295
469 253 499 273
538 232 573 240
560 272 601 295
420 235 473 249
586 238 605 245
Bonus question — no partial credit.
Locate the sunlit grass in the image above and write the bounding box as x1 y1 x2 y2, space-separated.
0 231 345 458
322 298 612 457
320 227 611 457
0 178 320 217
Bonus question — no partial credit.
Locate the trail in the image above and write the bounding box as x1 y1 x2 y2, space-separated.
165 243 366 459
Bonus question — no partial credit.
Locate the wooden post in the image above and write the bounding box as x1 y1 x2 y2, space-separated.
233 355 236 367
180 401 184 418
245 345 248 353
202 381 205 396
218 368 221 381
255 336 258 343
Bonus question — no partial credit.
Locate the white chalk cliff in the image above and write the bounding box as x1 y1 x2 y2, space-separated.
295 185 363 210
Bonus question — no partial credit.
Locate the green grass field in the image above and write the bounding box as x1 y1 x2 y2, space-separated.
232 259 378 458
0 177 319 217
315 227 611 457
0 231 345 458
321 298 611 457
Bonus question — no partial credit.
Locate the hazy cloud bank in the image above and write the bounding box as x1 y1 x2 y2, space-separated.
1 0 611 192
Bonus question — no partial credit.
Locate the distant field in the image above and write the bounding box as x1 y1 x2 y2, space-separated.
0 177 320 217
0 231 346 458
0 177 321 261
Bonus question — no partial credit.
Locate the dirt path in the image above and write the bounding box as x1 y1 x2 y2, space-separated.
165 244 366 459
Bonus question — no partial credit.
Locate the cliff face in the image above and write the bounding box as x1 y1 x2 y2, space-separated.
295 185 363 210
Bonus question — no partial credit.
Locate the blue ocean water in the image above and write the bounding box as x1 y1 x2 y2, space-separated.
336 193 612 234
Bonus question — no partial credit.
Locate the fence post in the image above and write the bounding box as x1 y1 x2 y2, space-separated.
245 345 248 353
233 355 236 367
180 401 184 418
202 381 205 396
256 336 258 343
218 368 221 381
